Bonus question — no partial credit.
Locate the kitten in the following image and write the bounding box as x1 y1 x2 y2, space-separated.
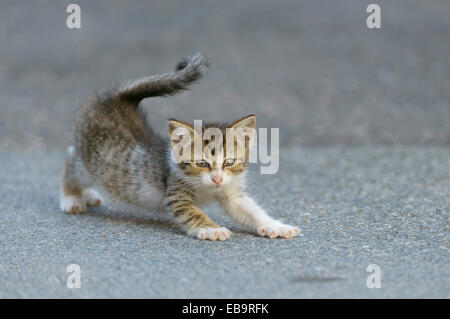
61 52 300 241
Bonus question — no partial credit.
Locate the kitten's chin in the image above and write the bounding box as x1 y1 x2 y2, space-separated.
203 181 225 188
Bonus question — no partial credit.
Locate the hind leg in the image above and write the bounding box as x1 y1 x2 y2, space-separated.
60 146 99 214
83 188 102 207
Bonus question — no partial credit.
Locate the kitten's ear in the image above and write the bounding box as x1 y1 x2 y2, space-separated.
229 114 256 129
168 119 194 147
228 115 256 157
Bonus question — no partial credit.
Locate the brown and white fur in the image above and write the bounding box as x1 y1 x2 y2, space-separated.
61 52 300 241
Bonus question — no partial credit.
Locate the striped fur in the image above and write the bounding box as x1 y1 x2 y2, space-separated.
60 52 300 240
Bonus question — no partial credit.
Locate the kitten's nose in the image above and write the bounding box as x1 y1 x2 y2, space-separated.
211 174 223 186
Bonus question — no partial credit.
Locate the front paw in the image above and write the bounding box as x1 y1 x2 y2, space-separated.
257 222 300 239
193 227 232 241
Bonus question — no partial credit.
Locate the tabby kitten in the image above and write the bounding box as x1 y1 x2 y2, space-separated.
61 52 300 240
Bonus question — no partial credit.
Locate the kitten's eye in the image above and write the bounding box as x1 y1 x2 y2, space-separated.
195 160 210 168
223 158 235 167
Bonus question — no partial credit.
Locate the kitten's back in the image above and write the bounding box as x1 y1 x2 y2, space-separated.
71 53 209 202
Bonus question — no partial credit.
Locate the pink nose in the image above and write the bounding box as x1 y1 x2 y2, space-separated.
212 175 223 185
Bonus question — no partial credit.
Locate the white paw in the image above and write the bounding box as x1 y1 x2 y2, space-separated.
257 222 300 239
194 227 232 241
60 196 86 214
83 188 102 207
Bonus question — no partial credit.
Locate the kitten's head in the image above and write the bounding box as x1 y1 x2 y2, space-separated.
168 114 255 188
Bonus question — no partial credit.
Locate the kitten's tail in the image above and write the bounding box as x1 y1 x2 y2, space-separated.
116 52 209 103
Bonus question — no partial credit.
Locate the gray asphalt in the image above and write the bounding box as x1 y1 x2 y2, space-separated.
0 147 448 298
0 0 449 299
1 0 450 150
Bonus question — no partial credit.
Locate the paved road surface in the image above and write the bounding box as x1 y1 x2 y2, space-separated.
1 0 450 150
0 147 448 298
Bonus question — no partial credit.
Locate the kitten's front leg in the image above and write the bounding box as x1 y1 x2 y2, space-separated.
167 197 231 241
218 194 300 239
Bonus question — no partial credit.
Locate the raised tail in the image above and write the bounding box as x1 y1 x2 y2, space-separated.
116 52 209 103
